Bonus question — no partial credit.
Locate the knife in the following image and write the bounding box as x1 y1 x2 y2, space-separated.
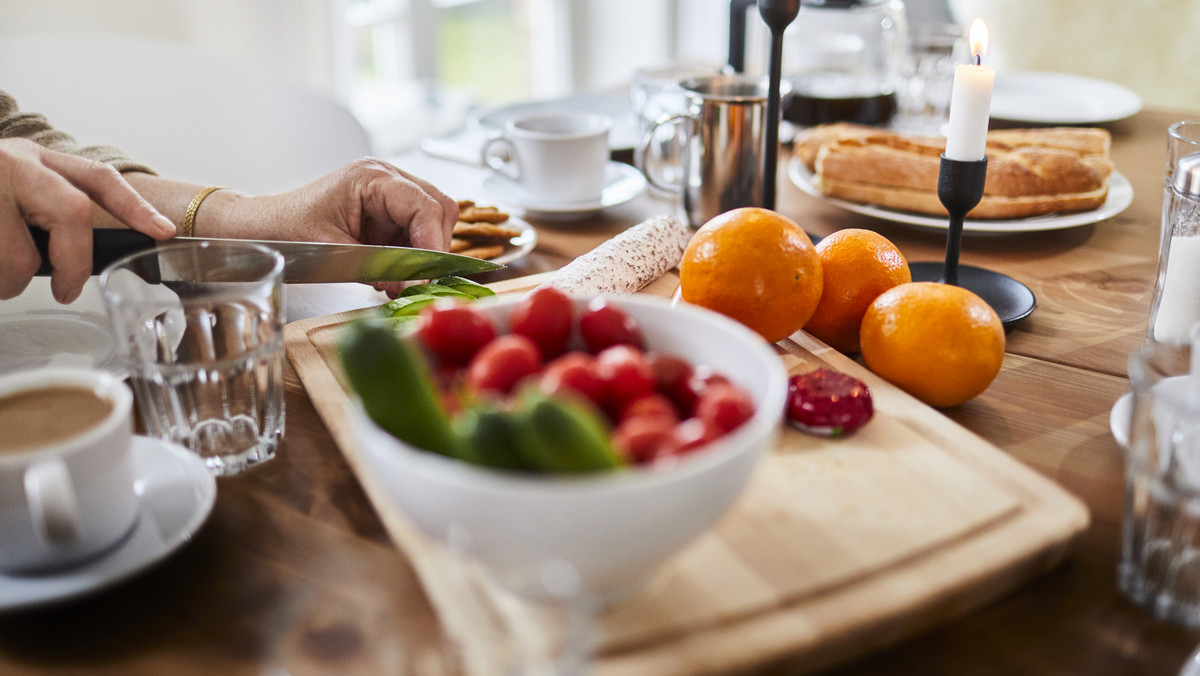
27 225 505 284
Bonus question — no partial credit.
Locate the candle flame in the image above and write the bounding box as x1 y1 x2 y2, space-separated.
969 19 989 62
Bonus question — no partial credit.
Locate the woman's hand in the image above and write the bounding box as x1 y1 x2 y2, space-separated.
197 158 460 296
0 139 176 303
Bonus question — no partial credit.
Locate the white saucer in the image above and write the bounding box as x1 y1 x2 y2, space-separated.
477 162 647 220
468 92 637 151
991 71 1143 124
0 277 124 378
1110 376 1197 451
1110 391 1132 450
0 436 217 612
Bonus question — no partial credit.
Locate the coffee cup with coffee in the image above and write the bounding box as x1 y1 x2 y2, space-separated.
481 112 612 204
0 368 139 573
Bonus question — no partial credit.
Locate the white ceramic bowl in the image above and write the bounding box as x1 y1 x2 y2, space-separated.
346 294 788 598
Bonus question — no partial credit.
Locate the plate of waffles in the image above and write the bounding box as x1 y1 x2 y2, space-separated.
452 201 537 265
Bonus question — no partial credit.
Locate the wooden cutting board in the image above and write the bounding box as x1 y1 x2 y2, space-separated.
284 271 1088 675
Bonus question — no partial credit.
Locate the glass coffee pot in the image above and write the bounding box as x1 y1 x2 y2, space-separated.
731 0 907 126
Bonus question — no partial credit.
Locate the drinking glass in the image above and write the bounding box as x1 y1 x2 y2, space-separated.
1119 330 1200 626
891 22 966 136
100 240 286 476
631 64 724 193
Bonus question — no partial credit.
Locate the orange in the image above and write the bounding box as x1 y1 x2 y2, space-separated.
679 207 823 343
859 282 1005 408
803 228 911 354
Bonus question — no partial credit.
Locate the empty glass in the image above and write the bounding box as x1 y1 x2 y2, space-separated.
1120 331 1200 626
892 22 966 136
100 240 286 476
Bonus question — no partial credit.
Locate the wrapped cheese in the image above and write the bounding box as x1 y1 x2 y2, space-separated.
541 215 692 296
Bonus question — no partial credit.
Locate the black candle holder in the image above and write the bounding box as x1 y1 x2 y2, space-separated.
908 155 1037 330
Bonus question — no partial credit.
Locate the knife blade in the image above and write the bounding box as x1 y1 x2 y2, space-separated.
28 225 505 284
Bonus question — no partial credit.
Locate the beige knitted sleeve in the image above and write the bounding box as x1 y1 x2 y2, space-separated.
0 89 156 175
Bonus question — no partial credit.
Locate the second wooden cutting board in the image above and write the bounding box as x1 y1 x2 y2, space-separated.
284 271 1088 675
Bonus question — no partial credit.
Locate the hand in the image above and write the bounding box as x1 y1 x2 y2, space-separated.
0 139 176 303
216 158 459 295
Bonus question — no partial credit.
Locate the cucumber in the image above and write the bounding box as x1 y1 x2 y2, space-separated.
514 390 626 473
378 293 442 318
399 283 475 299
338 320 467 460
457 406 532 471
431 276 496 299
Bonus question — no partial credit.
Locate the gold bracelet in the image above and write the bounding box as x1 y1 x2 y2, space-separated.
180 186 226 238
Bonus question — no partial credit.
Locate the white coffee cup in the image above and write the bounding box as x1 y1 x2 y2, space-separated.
482 112 612 204
0 368 139 572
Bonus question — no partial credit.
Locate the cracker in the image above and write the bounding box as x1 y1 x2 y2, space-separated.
449 237 472 253
458 205 510 223
454 221 522 239
457 244 506 260
456 199 475 210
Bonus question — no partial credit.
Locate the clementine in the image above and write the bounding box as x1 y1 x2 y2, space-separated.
679 208 823 343
803 228 910 353
859 282 1005 408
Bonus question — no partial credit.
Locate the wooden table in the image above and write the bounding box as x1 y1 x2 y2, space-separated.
0 109 1194 675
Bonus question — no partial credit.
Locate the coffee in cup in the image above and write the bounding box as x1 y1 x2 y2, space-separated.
481 112 612 204
0 368 139 573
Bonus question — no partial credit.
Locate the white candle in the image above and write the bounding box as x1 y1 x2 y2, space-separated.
944 19 995 161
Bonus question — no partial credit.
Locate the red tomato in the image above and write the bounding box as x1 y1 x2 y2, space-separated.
619 392 679 424
415 302 496 367
613 415 676 464
510 286 574 358
645 352 694 415
659 418 721 458
538 351 606 405
579 298 644 353
683 366 732 415
595 345 656 412
695 383 755 433
466 334 542 395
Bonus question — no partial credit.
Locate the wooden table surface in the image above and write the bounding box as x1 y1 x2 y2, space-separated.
1 109 1195 675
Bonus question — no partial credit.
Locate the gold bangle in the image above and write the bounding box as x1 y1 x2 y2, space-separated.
180 186 226 238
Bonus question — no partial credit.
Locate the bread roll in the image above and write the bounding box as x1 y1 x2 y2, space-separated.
794 123 1114 219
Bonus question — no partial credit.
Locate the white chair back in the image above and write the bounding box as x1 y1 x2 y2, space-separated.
0 32 373 195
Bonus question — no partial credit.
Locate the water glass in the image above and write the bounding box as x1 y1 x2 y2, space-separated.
892 22 966 136
100 240 286 476
1119 335 1200 626
631 64 723 193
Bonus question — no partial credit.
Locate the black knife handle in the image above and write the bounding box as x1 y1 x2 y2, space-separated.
28 224 158 276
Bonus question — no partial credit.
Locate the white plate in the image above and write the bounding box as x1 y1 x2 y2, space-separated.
488 215 538 265
469 92 637 151
0 278 124 378
477 161 647 220
787 156 1133 234
0 436 216 612
991 70 1142 124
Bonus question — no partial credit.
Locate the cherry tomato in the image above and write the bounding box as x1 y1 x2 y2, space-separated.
538 351 606 405
645 352 694 415
510 286 574 358
613 415 676 464
619 392 679 424
658 418 721 458
415 302 496 367
466 334 542 395
695 382 754 433
595 345 656 412
579 298 644 353
683 366 732 416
